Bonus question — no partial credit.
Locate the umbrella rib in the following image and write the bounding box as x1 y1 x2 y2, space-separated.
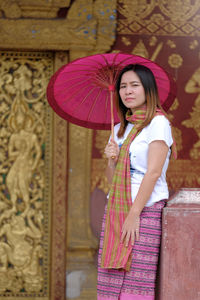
86 88 103 122
56 70 101 86
60 66 101 73
87 54 124 86
88 54 121 70
100 52 120 69
58 75 90 87
55 69 111 89
112 53 144 83
55 64 109 81
112 56 133 83
55 74 91 88
77 55 120 80
56 78 91 103
59 63 105 74
56 54 135 89
83 56 110 69
111 55 146 83
72 86 100 113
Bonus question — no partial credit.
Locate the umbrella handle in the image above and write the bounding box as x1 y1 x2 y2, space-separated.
110 88 115 160
109 88 114 140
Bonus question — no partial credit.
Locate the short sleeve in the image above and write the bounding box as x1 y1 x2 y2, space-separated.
146 115 173 147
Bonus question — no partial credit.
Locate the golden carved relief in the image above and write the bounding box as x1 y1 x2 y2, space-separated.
167 159 200 188
168 53 183 69
0 0 70 19
117 0 200 36
4 97 41 219
0 0 117 53
131 39 149 58
182 67 200 159
93 0 117 53
130 38 164 62
149 36 158 47
0 0 117 299
189 39 199 50
130 39 183 152
167 65 200 187
0 18 97 51
166 40 176 49
164 98 183 153
158 0 200 22
0 51 53 298
118 0 156 21
0 0 22 18
121 36 131 46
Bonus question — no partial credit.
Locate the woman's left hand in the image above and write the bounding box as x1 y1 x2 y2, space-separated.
121 212 140 247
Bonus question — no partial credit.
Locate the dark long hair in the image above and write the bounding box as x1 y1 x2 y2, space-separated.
115 64 164 137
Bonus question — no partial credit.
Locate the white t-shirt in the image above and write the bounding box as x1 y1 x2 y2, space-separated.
111 115 173 207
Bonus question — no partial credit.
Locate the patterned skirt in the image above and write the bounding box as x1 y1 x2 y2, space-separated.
97 200 165 300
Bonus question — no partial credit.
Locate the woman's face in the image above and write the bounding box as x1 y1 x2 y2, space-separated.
119 70 146 113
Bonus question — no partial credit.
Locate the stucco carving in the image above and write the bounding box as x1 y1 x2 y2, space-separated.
0 0 117 53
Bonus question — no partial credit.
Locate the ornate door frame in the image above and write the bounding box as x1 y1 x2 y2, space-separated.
0 1 117 299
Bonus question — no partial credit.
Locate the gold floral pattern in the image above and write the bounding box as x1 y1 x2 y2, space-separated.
168 53 183 69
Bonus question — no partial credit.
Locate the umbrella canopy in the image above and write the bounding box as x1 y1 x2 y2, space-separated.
47 53 176 130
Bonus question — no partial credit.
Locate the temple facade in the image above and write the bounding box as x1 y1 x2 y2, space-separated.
0 1 199 299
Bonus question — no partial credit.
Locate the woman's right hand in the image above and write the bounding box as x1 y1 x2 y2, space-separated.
104 139 120 164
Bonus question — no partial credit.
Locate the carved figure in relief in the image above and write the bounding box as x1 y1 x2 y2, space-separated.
0 208 42 274
2 98 41 220
0 55 47 294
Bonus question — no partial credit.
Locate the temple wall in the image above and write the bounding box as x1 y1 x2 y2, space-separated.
0 1 199 299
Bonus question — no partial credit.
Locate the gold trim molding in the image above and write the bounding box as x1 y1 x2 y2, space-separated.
0 0 117 53
50 52 69 300
0 0 70 19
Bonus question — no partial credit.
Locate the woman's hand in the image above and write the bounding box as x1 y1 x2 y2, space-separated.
104 139 120 164
121 212 140 247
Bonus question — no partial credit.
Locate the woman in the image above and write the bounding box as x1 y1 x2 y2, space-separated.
97 64 176 299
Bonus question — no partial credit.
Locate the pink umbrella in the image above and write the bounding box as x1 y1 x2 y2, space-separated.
47 53 176 138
